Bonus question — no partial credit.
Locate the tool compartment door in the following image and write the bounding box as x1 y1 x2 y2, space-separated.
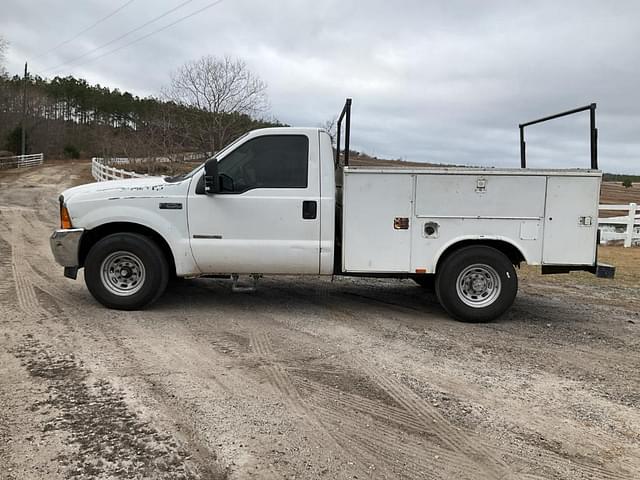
542 176 600 265
342 172 413 272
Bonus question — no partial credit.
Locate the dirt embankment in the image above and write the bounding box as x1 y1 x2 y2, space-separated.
0 161 638 480
600 182 640 217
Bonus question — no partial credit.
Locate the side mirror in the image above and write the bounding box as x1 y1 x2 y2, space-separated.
203 158 220 194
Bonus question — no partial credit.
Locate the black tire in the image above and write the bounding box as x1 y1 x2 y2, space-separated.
412 274 436 290
435 246 517 323
84 233 169 310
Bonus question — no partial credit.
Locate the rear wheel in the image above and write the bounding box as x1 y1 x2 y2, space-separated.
435 246 517 322
84 233 169 310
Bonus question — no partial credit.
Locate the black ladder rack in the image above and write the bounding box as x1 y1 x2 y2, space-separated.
335 98 352 167
519 103 598 169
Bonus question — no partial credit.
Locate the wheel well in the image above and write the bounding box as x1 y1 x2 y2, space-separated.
436 240 525 273
79 222 176 276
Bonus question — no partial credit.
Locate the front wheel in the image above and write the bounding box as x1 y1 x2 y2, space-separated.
84 233 169 310
435 246 517 323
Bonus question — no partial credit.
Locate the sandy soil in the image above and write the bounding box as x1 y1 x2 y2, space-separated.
0 161 638 480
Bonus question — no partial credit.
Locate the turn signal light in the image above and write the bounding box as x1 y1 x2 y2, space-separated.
60 204 73 229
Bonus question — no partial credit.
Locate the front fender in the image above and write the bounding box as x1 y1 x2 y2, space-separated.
73 201 199 276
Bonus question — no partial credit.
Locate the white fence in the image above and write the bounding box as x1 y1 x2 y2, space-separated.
599 203 639 247
91 153 208 182
99 152 211 165
0 153 44 170
91 157 148 182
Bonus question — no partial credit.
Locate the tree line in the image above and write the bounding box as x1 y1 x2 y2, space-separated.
0 49 280 160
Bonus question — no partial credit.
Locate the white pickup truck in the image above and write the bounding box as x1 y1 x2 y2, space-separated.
50 100 613 322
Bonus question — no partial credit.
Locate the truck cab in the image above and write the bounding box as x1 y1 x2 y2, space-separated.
186 128 336 275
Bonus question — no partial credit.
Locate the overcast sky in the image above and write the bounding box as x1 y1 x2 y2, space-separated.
2 0 640 173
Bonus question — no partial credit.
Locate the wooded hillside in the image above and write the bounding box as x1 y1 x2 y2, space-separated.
0 73 280 159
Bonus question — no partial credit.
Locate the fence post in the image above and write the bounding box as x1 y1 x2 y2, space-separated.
626 203 637 248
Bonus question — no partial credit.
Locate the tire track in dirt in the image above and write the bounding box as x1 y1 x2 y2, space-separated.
105 323 279 480
249 331 378 479
249 327 497 479
501 435 638 480
239 294 516 479
131 300 422 478
8 218 237 445
219 279 640 480
0 215 50 321
0 236 16 308
328 427 438 479
0 210 83 311
295 377 449 438
295 366 542 480
394 371 638 480
275 288 638 479
355 357 639 480
1 207 229 480
352 356 516 479
311 398 480 478
246 292 519 478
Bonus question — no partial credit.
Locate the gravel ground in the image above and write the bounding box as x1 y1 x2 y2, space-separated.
0 161 638 480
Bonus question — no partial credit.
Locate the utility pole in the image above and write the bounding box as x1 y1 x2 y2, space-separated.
21 61 27 157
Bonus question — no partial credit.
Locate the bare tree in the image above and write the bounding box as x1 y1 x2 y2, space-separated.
322 118 337 145
164 55 268 154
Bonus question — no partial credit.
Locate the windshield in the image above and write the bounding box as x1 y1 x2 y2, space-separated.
164 163 203 183
164 132 252 183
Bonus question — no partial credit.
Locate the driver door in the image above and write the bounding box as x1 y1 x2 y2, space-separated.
187 131 321 274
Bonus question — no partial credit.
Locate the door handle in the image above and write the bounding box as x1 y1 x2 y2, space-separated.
302 200 317 219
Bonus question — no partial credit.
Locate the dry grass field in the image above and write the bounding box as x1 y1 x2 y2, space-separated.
600 182 640 217
520 245 640 310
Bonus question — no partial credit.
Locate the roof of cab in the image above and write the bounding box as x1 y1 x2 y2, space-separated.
247 127 325 136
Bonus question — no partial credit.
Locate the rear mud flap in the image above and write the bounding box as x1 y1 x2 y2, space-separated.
595 263 615 279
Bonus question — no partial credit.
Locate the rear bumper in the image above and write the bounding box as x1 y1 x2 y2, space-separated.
50 228 84 268
541 263 615 278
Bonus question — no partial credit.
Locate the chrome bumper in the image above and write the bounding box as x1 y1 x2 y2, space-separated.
50 228 84 267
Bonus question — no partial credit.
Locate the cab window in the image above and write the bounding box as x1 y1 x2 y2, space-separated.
217 135 309 193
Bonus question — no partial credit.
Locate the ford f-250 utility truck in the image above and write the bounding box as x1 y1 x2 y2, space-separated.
50 100 613 322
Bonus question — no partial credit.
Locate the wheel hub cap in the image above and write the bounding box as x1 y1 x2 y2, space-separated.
100 251 146 297
470 276 486 292
456 264 502 308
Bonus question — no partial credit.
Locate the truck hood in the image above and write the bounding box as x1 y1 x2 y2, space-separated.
61 177 184 203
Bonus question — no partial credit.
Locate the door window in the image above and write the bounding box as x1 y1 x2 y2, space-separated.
217 135 309 193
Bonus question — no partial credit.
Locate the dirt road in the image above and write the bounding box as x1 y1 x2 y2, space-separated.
1 162 639 480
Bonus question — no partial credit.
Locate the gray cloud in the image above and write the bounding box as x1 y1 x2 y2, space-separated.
2 0 639 172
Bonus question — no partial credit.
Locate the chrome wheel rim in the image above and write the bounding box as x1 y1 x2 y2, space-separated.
100 251 146 296
456 264 501 308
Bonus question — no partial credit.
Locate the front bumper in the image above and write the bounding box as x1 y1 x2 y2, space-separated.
50 228 84 269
